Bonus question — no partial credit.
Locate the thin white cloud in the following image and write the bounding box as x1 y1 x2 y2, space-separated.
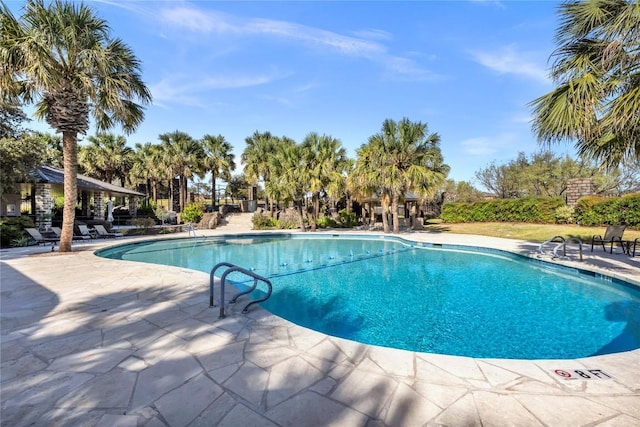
461 133 518 156
156 5 438 80
158 6 385 57
351 28 393 41
150 71 286 107
469 0 506 9
470 45 549 83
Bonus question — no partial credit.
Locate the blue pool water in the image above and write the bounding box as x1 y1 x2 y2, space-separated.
97 234 640 359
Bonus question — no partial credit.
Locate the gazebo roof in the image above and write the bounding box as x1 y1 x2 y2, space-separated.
31 165 145 197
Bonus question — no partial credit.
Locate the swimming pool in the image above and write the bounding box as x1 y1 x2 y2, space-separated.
97 233 640 359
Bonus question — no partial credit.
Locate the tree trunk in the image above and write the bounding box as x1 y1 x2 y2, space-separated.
169 179 174 211
59 131 78 252
310 193 319 231
151 179 158 203
381 194 390 233
179 175 186 212
391 194 400 234
296 200 306 232
211 172 217 210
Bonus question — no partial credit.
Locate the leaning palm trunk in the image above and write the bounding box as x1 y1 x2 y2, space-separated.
60 131 78 252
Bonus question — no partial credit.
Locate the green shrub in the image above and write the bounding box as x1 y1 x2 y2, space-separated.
554 206 575 224
252 213 280 229
136 204 158 219
131 217 156 229
336 209 358 228
575 193 640 226
181 203 204 224
0 216 35 248
316 216 336 228
280 220 295 229
441 197 565 223
11 236 30 247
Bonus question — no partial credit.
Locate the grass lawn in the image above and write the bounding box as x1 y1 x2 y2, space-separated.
423 220 640 243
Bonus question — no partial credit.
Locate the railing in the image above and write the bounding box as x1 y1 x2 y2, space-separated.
539 235 583 261
209 262 273 318
553 237 583 261
538 235 565 257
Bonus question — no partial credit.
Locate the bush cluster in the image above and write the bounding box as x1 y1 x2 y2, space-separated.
181 203 204 224
131 217 156 229
252 213 282 229
0 216 35 247
316 210 358 229
316 216 335 228
336 209 358 227
441 197 565 223
574 194 640 226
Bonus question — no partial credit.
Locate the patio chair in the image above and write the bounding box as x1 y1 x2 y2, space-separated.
590 225 626 254
50 226 91 241
77 224 98 239
25 228 59 248
94 224 123 238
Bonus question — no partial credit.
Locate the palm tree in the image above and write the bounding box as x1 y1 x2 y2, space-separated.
201 134 235 209
242 131 281 215
356 118 449 233
352 139 391 231
80 133 134 186
266 141 308 230
300 132 349 231
1 0 151 251
131 142 164 203
159 131 204 213
530 0 640 168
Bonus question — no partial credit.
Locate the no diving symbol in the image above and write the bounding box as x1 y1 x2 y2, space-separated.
553 369 613 380
554 369 572 378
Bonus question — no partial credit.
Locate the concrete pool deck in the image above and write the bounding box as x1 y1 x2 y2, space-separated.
1 229 639 426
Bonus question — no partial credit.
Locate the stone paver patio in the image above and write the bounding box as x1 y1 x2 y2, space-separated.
1 228 639 426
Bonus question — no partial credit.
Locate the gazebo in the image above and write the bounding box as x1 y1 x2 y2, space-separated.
1 165 145 229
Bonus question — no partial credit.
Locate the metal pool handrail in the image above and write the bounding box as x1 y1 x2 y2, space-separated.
553 237 583 261
210 262 273 318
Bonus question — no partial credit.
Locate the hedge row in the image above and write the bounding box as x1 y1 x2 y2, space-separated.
441 197 566 223
574 194 640 226
441 194 640 226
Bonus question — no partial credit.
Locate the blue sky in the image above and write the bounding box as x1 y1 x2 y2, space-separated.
10 0 577 185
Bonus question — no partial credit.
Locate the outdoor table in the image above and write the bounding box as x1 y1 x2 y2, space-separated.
620 238 638 257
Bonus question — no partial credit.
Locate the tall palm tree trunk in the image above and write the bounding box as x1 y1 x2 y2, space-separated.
60 131 78 252
381 195 390 233
211 172 217 210
310 193 320 231
296 200 306 232
179 175 187 212
391 194 400 234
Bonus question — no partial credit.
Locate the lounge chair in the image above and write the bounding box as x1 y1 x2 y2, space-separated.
77 224 98 239
590 225 626 254
25 228 59 248
50 226 91 241
94 224 123 238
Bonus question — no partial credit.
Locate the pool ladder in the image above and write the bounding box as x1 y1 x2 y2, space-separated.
538 235 583 261
210 262 273 318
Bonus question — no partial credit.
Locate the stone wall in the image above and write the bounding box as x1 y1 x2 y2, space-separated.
34 183 53 229
566 178 595 208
